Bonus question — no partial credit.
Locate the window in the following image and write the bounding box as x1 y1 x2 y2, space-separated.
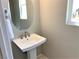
71 0 79 22
19 0 27 19
66 0 79 26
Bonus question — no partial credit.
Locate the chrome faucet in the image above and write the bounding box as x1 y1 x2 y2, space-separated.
20 31 30 39
25 31 30 38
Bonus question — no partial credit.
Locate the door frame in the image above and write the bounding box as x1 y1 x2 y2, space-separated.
0 0 14 59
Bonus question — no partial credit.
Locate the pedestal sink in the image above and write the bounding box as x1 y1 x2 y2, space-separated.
13 33 47 59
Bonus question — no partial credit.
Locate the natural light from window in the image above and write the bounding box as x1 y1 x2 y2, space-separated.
19 0 27 19
71 0 79 23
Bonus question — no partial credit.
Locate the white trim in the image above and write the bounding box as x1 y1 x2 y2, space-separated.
66 0 79 27
52 58 79 59
0 0 14 59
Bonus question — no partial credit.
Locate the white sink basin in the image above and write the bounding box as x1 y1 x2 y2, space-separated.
13 33 47 52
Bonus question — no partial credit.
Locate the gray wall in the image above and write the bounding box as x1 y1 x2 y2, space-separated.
27 0 41 33
40 0 79 59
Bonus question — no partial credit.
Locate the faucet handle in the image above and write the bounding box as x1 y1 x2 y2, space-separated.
27 32 30 37
20 32 24 39
25 32 27 38
20 34 23 39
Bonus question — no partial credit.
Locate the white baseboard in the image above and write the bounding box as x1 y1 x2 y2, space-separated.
49 58 79 59
53 58 79 59
38 54 79 59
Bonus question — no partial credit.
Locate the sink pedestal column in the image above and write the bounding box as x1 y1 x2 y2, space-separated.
27 48 37 59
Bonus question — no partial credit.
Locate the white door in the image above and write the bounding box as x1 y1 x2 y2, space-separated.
0 0 14 59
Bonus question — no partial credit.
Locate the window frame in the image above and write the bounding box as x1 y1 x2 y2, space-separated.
66 0 79 26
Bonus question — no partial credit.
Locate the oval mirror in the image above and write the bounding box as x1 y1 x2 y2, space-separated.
9 0 33 31
8 0 33 37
